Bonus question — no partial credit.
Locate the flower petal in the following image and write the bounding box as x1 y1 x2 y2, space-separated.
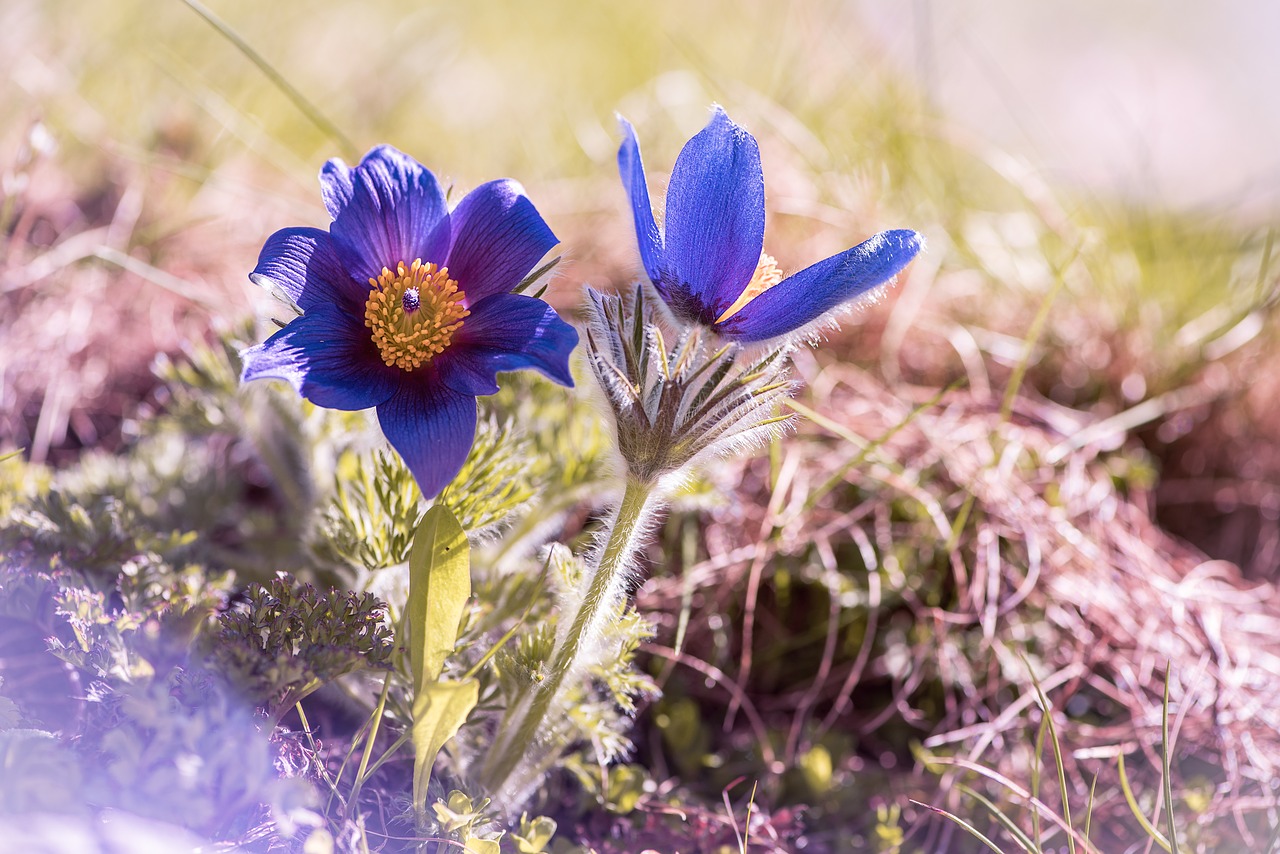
319 158 355 221
718 229 924 343
249 227 366 313
662 106 765 324
616 115 665 292
437 293 578 396
240 303 401 410
376 380 478 499
327 146 451 282
443 179 558 304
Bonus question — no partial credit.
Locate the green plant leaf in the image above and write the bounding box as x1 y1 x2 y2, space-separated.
412 679 480 814
408 504 471 692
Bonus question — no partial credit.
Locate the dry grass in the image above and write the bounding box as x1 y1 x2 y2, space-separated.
636 336 1280 849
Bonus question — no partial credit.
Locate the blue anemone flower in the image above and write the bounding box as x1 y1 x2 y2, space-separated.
241 145 578 498
618 107 923 343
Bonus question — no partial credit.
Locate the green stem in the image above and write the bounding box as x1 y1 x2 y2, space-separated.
479 476 657 795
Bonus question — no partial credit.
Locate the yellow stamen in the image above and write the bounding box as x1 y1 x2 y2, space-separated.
364 259 469 371
715 253 784 325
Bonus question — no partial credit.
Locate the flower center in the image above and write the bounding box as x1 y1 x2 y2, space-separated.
715 253 784 325
364 260 469 371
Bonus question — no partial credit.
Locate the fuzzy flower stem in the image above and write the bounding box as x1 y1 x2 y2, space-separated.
480 474 659 797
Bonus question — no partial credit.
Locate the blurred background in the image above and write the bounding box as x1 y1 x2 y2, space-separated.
5 0 1277 566
4 0 1279 849
863 0 1280 216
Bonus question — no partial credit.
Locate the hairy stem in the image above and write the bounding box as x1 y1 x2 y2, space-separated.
479 475 658 799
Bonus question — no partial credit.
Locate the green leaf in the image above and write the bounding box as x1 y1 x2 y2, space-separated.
407 504 471 692
513 814 558 853
412 680 480 814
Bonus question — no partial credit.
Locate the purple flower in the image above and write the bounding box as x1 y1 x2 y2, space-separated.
241 145 578 498
618 107 923 343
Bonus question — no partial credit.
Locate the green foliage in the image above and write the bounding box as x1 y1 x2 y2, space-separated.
542 545 658 764
47 584 155 683
208 576 392 720
0 551 333 844
317 416 554 575
587 605 658 716
412 680 480 821
6 492 197 575
564 760 650 815
318 448 423 573
431 790 505 853
407 504 471 689
487 370 612 505
441 416 539 535
406 504 477 816
512 812 559 853
1 331 325 580
0 327 659 847
495 621 558 700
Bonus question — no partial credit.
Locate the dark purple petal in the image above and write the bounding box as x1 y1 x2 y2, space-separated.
249 227 367 313
437 294 578 396
662 107 766 324
718 229 924 343
443 179 558 304
376 380 478 499
328 146 451 282
240 303 401 410
616 116 665 293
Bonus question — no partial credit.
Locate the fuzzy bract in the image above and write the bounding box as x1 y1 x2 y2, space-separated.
618 106 924 343
241 145 577 498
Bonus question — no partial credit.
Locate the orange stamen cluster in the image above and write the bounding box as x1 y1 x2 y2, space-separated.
715 253 785 325
364 260 469 371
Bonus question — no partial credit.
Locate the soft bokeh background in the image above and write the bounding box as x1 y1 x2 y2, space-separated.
4 0 1280 850
7 0 1277 563
863 0 1280 215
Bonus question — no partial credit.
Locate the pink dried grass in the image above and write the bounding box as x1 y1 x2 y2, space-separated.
640 355 1280 849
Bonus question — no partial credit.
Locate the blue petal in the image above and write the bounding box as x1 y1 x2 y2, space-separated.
240 303 401 410
327 146 452 282
718 229 924 343
616 115 665 293
249 227 366 313
662 106 766 324
376 380 478 499
437 293 578 396
319 158 354 221
443 179 558 304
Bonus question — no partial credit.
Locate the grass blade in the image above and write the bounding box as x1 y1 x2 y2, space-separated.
911 799 1004 853
1027 663 1076 854
957 783 1036 852
1118 753 1172 853
179 0 359 160
1162 669 1181 854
